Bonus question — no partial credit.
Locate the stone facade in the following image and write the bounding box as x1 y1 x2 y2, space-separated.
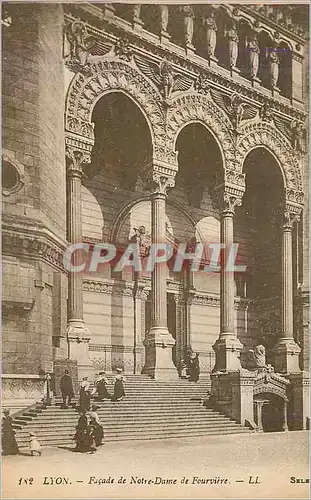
2 3 309 425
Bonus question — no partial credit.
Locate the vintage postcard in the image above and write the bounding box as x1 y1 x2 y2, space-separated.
1 0 309 499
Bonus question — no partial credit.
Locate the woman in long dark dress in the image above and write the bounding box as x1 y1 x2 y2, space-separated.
88 405 104 447
93 372 111 401
2 410 19 455
79 377 91 412
113 368 126 401
74 411 90 452
188 352 200 382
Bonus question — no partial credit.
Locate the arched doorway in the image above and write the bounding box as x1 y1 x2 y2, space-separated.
82 92 153 373
172 123 224 368
241 147 285 361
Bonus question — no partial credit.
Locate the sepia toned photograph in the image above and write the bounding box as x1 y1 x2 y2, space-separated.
1 1 309 498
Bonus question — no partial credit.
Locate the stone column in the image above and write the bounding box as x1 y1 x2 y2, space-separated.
143 174 178 380
213 192 243 372
282 399 289 431
273 209 301 374
65 147 92 378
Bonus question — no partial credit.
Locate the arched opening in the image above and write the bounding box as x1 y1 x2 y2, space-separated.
175 123 223 209
215 7 232 69
237 19 253 77
258 31 273 89
278 41 292 99
240 147 285 357
81 92 153 373
172 123 224 365
255 393 286 432
90 92 152 189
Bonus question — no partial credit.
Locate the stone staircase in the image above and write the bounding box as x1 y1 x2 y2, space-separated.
12 375 251 449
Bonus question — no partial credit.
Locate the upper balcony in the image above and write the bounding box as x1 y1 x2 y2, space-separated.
64 3 309 114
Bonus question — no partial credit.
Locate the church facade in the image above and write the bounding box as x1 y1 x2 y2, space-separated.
2 3 309 426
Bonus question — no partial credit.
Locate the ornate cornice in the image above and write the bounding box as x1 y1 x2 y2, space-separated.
64 9 306 123
2 215 67 273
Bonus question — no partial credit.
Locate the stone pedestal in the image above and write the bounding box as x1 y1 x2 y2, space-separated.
273 210 301 373
211 369 256 424
288 371 310 430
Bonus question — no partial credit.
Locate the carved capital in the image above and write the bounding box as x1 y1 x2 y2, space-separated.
150 173 175 196
222 192 242 215
282 209 301 230
66 147 91 178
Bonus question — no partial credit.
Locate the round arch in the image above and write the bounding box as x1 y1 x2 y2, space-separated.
65 59 166 154
166 94 235 176
236 123 303 196
110 195 205 244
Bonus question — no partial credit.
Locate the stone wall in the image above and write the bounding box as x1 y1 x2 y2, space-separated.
2 4 68 379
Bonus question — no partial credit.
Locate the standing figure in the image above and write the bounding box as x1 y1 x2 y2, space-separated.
160 5 169 33
60 370 75 409
2 410 19 455
93 372 112 401
226 19 239 69
29 432 42 456
183 5 195 46
202 9 217 60
113 368 126 401
74 411 90 452
79 377 91 412
246 30 260 80
188 352 200 382
88 405 104 447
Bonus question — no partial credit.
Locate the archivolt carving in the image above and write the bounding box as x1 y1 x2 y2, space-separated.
236 123 303 197
65 59 166 152
166 94 236 176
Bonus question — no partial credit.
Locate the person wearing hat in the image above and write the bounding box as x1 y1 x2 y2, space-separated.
60 369 75 409
74 410 89 453
79 377 91 412
29 432 41 456
92 371 112 401
113 368 126 402
87 404 104 448
2 409 19 455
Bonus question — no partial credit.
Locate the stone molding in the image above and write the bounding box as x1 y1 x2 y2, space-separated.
89 344 142 353
2 215 68 273
2 374 45 401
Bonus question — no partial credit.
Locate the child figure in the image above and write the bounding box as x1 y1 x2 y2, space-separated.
29 432 41 456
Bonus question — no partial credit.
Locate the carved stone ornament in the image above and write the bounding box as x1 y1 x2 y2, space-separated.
151 173 175 195
66 146 91 176
210 90 258 132
134 56 194 104
65 20 95 75
282 209 301 230
194 73 210 94
65 59 166 156
114 37 132 61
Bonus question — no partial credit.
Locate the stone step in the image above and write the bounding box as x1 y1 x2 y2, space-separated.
17 428 250 449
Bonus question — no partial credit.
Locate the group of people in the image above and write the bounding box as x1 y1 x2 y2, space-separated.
74 405 104 453
60 368 126 411
179 349 200 382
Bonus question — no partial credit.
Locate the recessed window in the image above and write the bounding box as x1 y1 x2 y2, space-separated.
2 158 23 195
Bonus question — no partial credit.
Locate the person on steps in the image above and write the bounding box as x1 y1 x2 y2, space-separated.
79 377 91 412
88 404 104 447
113 368 126 401
188 351 200 382
60 370 74 409
74 410 89 452
2 409 19 456
92 372 111 401
29 432 42 456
